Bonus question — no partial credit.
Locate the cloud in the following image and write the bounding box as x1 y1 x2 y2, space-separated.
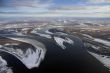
0 0 110 18
50 5 110 13
88 0 110 3
46 3 110 17
0 12 110 18
1 0 53 8
0 0 54 13
1 4 110 17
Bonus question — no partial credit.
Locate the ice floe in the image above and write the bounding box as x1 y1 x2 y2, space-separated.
54 36 74 49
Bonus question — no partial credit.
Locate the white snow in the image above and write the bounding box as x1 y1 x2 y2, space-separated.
35 33 52 39
21 48 45 69
45 30 53 34
55 32 68 35
0 56 7 66
82 34 110 47
31 29 38 33
85 43 100 50
0 56 13 73
31 29 52 39
12 32 24 35
82 34 93 39
91 45 100 50
88 52 110 70
45 29 68 35
54 36 74 49
2 35 46 69
0 45 2 48
4 43 19 46
22 28 30 31
0 46 45 69
94 39 110 47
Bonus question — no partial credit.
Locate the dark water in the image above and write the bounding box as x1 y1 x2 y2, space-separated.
0 31 110 73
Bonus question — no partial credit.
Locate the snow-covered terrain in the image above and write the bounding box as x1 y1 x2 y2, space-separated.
82 33 110 70
0 34 46 69
31 29 74 50
85 43 100 50
44 29 74 49
0 28 75 70
32 32 52 39
82 34 93 39
21 48 45 69
82 34 110 47
45 29 68 35
54 36 74 49
31 28 52 39
89 52 110 70
0 56 13 73
0 45 2 48
94 39 110 47
45 30 53 34
37 33 52 39
0 44 46 69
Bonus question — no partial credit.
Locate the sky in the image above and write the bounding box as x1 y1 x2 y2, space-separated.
0 0 110 17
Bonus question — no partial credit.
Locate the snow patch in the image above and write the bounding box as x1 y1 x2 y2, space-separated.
21 47 45 69
35 33 52 39
54 36 74 49
45 29 68 35
55 32 68 35
0 35 46 69
91 45 100 50
0 46 46 69
45 30 53 34
82 34 110 47
31 29 38 33
0 45 2 48
31 29 52 39
82 34 93 39
94 39 110 47
0 56 13 73
88 52 110 70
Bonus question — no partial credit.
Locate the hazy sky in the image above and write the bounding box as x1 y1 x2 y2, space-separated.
0 0 110 17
